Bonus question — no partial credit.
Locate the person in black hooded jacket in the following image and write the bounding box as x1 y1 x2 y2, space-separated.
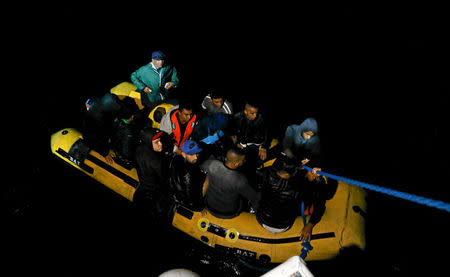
134 127 173 222
82 93 122 156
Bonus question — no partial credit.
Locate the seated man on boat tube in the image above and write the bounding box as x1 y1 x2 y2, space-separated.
83 94 142 166
167 140 208 212
256 154 337 240
229 100 272 185
201 148 261 219
105 97 141 167
82 93 123 157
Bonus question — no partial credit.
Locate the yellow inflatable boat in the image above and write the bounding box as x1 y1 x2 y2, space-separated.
49 83 367 264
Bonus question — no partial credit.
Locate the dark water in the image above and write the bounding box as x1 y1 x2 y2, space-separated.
5 4 449 276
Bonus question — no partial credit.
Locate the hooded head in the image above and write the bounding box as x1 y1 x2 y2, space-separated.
139 127 165 151
99 93 122 113
294 118 319 146
299 118 318 134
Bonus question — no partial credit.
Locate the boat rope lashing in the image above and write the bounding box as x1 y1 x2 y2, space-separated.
300 201 313 260
302 165 450 213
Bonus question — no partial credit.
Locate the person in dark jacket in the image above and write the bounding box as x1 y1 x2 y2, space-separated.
256 155 303 233
82 93 122 156
297 166 337 241
229 101 271 184
230 102 270 158
282 117 321 166
134 127 173 222
168 140 208 211
105 97 140 167
256 154 337 240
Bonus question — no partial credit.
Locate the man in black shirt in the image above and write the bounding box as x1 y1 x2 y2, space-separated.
229 101 271 185
230 102 270 160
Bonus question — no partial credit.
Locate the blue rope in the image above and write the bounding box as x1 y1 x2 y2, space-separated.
302 165 450 213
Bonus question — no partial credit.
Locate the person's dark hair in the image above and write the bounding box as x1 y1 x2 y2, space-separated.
139 127 159 145
245 99 260 110
178 99 194 112
118 97 139 119
225 147 245 163
153 107 167 123
99 93 122 113
272 154 297 176
208 88 225 100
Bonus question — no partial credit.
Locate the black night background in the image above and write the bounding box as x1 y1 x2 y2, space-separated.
4 3 449 276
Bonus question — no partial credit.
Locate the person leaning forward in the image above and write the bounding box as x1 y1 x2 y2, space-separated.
256 154 337 240
130 50 179 109
201 88 233 116
201 148 261 219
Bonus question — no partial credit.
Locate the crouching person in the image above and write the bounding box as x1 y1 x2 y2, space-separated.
256 155 302 234
201 148 261 219
168 140 208 212
256 154 336 240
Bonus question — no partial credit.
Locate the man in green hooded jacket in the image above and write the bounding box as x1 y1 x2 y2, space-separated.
130 50 180 109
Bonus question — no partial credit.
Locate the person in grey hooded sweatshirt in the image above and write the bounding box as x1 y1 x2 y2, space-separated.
282 117 321 166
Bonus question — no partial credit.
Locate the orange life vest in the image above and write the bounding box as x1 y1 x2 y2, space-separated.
170 110 197 147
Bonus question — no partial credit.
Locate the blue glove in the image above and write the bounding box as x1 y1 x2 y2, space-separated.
201 132 220 144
